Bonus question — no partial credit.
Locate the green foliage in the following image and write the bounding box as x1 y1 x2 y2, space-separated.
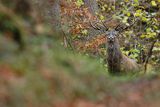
76 0 84 7
81 29 88 35
0 13 15 31
151 0 157 6
96 0 160 63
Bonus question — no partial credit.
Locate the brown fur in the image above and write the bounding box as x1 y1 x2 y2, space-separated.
121 55 140 73
107 38 140 74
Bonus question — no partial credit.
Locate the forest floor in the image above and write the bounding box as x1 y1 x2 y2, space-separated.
0 37 160 107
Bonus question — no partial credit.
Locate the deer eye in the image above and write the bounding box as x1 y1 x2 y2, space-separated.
108 35 114 39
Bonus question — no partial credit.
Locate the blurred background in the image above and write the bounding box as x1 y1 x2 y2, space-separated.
0 0 160 107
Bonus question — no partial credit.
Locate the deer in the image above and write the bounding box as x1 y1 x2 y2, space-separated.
90 19 140 74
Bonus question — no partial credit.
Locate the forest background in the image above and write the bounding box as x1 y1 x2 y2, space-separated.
0 0 160 107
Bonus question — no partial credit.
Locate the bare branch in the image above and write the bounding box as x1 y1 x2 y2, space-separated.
144 40 157 73
144 32 159 73
90 20 110 33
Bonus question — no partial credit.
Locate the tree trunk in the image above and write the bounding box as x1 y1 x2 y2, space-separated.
31 0 63 37
84 0 100 40
84 0 99 15
49 0 63 37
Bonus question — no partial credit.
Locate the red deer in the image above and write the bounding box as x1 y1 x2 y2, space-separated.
90 20 140 74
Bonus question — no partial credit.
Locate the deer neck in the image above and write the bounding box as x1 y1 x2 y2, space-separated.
107 38 123 73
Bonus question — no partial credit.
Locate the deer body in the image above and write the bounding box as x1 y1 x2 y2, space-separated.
90 19 140 74
107 37 122 73
106 36 140 74
121 54 140 73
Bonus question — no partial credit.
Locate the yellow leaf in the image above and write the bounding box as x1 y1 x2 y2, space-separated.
82 29 88 35
142 17 149 22
151 1 157 6
134 0 139 3
127 12 131 17
102 6 106 11
99 15 105 20
134 9 142 17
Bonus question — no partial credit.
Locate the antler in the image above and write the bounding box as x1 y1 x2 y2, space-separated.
90 20 109 33
115 18 137 32
121 19 137 31
115 23 122 31
90 21 101 30
101 20 109 31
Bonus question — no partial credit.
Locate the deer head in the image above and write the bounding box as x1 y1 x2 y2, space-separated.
105 29 118 43
90 19 136 42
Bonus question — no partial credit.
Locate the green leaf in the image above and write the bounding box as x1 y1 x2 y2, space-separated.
122 16 128 23
111 6 115 10
125 0 129 2
99 15 105 20
140 34 147 38
81 29 88 35
134 0 139 3
76 0 84 7
151 1 157 6
134 9 142 17
153 47 160 51
101 6 106 11
146 28 152 32
127 12 131 17
141 17 149 22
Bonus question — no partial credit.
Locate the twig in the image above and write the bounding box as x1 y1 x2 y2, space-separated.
62 30 74 51
144 33 160 70
144 36 158 73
